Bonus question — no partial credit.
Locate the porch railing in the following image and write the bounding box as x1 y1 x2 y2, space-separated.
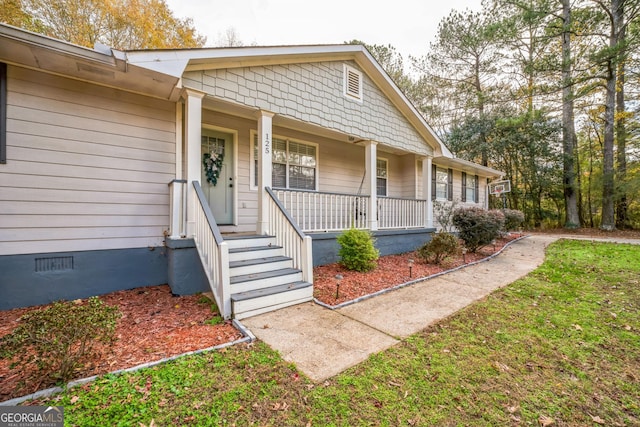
266 187 313 283
378 196 427 229
192 181 231 319
273 188 427 232
273 188 369 232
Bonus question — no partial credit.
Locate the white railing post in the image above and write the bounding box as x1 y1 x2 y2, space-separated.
168 179 186 238
218 242 231 318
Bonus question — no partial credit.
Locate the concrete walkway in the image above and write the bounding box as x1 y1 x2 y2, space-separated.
241 234 634 382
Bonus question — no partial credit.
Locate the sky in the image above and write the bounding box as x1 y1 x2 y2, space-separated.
164 0 483 61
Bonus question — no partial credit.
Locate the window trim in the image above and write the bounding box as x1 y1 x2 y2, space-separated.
1 62 7 164
433 166 452 201
462 172 480 204
251 132 319 191
376 157 388 197
343 64 363 102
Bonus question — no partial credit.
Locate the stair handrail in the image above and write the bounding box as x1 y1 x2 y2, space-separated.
265 187 313 284
192 181 231 319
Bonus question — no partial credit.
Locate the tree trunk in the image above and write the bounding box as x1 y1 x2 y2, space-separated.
600 0 621 231
561 0 580 228
615 4 627 229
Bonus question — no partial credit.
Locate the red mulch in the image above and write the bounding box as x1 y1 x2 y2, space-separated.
2 228 634 401
0 285 243 402
313 234 524 306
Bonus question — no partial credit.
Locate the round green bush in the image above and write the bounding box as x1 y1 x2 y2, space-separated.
337 228 379 272
453 207 505 252
417 232 460 264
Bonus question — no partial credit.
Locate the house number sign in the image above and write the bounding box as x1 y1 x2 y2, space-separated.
264 133 270 154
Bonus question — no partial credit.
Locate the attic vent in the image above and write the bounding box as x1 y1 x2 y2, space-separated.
343 64 363 102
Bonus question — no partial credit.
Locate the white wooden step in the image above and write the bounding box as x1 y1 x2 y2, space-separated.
230 268 303 293
224 235 277 250
232 282 313 319
229 256 293 277
228 245 284 262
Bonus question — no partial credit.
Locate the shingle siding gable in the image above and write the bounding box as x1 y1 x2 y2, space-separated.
183 61 431 156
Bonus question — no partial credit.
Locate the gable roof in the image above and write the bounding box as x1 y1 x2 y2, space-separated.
0 24 502 178
126 44 452 158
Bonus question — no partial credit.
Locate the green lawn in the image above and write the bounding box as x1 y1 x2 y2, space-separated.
31 240 640 426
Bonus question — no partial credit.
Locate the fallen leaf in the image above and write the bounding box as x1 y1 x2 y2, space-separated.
624 325 632 331
572 324 583 331
495 361 511 372
539 415 554 426
70 396 79 404
610 312 617 319
590 415 606 425
507 405 519 414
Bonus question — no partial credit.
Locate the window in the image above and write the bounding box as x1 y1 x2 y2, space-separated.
432 166 452 201
462 172 479 203
343 64 363 102
376 158 387 196
253 134 317 190
1 62 6 164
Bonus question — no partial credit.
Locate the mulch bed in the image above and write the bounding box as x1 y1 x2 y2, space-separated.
0 285 243 402
3 228 636 402
313 234 524 306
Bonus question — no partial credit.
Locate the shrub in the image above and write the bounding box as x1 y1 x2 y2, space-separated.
433 199 459 232
417 232 460 264
337 228 379 272
0 297 121 383
502 209 525 231
452 207 505 252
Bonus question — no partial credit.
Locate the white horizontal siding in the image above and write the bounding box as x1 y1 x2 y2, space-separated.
1 215 168 228
0 173 168 193
0 226 165 242
1 160 172 183
0 66 176 255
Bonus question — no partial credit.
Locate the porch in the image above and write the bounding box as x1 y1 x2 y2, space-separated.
167 178 436 319
165 91 438 320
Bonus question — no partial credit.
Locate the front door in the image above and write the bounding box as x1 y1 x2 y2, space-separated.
201 129 234 225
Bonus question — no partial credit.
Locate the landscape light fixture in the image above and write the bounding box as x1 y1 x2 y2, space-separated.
335 274 343 300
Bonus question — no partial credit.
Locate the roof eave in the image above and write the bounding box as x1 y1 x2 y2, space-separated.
0 23 179 101
434 156 504 178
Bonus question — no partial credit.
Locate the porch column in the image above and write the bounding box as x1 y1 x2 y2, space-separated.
365 141 378 231
423 156 433 228
257 110 274 235
169 103 185 239
184 88 205 237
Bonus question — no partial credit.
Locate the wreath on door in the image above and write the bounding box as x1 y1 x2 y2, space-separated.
203 152 224 186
